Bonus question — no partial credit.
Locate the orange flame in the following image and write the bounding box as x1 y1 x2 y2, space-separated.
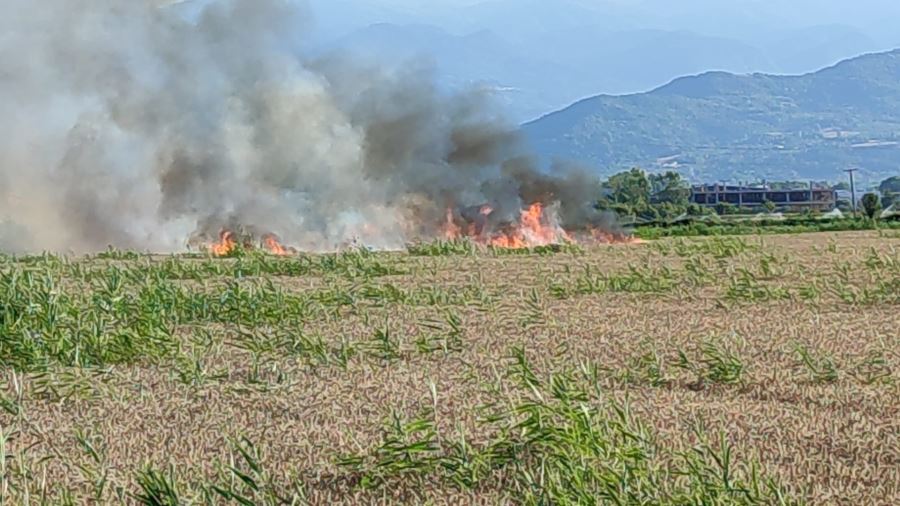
490 233 527 249
488 203 571 249
209 230 237 256
207 230 295 256
440 201 636 249
262 234 291 256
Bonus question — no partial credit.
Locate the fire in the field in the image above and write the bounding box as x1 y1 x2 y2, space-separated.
262 234 292 256
202 201 635 255
206 230 294 256
440 201 632 249
209 230 238 257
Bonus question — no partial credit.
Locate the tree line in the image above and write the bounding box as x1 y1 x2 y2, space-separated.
595 169 899 222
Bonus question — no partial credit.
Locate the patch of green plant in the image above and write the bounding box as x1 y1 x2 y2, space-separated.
621 349 671 387
863 247 898 271
209 436 305 505
552 264 679 298
673 236 758 259
338 408 442 490
489 242 585 256
132 466 182 506
678 340 746 386
360 324 404 362
635 217 900 239
828 276 900 305
0 268 178 371
793 344 839 384
725 269 791 303
338 348 795 505
682 255 720 287
415 311 464 355
92 247 145 261
850 351 894 385
519 288 547 330
73 428 114 502
407 239 479 257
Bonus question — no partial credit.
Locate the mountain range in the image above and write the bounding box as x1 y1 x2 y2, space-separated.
308 0 900 121
523 50 900 183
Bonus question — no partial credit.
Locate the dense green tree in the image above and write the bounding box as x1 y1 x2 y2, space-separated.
605 168 651 207
861 193 882 219
597 168 651 217
597 168 697 221
649 171 691 207
715 202 737 215
763 200 777 213
686 204 707 217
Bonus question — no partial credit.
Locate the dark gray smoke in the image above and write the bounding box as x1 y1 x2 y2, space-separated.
0 0 607 253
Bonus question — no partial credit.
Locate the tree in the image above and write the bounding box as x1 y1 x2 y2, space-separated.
606 168 651 206
834 182 851 191
597 168 651 217
715 202 737 216
686 204 707 217
880 177 900 208
763 200 777 214
649 171 690 207
861 193 882 219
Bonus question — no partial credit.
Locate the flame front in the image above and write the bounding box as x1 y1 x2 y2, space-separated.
207 231 293 256
209 230 237 256
263 234 290 256
440 202 633 249
205 203 635 255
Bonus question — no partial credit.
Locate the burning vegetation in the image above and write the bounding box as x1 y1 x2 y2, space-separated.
203 200 635 256
0 0 631 255
441 202 634 250
205 230 294 257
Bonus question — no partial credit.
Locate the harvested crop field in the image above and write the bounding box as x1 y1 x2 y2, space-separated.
1 231 898 505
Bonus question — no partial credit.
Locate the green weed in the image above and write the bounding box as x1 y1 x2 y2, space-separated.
794 344 839 384
132 466 182 506
407 239 478 257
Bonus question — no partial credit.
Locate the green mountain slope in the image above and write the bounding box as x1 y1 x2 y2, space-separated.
523 49 900 182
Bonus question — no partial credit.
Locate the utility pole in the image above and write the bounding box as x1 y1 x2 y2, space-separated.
844 168 858 214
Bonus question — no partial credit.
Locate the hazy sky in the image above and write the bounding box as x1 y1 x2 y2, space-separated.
165 0 900 122
309 0 900 44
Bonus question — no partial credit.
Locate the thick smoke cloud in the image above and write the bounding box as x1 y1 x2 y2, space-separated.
0 0 605 253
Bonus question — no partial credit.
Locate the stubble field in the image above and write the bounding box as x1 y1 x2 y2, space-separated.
1 231 898 505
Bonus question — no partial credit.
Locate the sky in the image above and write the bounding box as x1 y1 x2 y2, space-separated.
161 0 900 122
308 0 900 42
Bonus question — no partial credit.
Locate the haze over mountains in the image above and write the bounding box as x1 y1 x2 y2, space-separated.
169 0 900 184
524 50 900 183
308 0 900 122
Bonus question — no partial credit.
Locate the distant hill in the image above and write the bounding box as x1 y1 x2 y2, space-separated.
523 50 900 182
306 1 900 122
317 22 823 121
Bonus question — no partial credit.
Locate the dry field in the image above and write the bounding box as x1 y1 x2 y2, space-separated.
1 231 898 505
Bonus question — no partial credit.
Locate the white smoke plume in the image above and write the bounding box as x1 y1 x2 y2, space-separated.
0 0 605 254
